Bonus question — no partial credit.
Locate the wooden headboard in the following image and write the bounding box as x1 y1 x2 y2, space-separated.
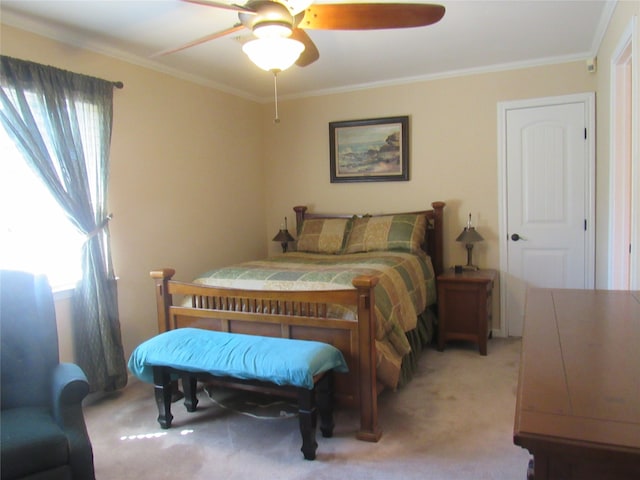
293 201 445 277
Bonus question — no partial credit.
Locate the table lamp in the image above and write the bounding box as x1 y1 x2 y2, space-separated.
456 213 484 270
272 217 294 253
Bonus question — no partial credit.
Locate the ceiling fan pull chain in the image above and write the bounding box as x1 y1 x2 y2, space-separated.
273 71 281 124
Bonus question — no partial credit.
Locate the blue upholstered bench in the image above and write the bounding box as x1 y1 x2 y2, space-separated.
128 328 348 460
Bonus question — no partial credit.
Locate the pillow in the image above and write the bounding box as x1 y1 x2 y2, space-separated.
296 218 351 254
344 213 427 254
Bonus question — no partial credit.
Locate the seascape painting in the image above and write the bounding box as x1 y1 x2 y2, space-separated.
329 116 408 183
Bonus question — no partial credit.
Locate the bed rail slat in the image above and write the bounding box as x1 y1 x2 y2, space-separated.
184 295 342 319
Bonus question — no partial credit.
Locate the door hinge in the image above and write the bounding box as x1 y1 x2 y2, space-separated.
584 128 587 139
584 219 587 231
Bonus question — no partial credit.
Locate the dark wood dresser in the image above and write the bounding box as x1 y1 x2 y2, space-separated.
514 288 640 479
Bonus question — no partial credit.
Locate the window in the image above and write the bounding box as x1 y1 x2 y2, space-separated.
0 80 106 290
0 126 85 288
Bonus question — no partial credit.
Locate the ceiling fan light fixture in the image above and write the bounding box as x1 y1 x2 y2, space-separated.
242 37 305 72
286 0 313 14
253 21 293 39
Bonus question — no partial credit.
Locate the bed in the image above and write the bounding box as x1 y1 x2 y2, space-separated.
151 201 445 442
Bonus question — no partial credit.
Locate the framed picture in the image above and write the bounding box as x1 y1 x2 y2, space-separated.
329 116 409 183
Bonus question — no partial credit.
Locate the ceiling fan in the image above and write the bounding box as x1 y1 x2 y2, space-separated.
156 0 446 69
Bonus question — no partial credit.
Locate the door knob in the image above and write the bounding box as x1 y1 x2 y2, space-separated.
511 233 524 241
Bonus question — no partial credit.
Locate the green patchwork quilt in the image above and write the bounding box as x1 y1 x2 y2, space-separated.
191 251 435 388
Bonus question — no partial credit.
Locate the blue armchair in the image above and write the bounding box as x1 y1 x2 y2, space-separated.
1 270 95 480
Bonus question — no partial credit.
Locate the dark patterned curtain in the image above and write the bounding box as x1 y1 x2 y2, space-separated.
0 55 127 392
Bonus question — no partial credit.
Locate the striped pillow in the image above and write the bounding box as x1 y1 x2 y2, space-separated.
344 213 426 254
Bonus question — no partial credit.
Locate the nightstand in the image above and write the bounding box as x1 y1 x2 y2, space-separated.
437 269 497 355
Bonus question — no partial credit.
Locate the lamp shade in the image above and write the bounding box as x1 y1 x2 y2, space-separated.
456 227 484 244
273 227 294 253
242 37 305 72
272 229 294 243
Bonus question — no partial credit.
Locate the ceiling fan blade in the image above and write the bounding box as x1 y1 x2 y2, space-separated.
181 0 256 14
151 24 245 57
300 3 445 30
291 28 319 67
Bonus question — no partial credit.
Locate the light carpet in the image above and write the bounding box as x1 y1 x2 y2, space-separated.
203 385 299 420
84 338 531 479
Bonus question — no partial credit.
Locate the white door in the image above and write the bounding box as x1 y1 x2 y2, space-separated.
499 94 595 336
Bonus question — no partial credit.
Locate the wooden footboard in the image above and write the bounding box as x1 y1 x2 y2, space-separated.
150 268 382 442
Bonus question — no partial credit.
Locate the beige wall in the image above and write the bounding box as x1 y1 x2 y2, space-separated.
262 64 597 269
262 63 596 332
262 0 639 322
1 25 266 361
2 0 637 362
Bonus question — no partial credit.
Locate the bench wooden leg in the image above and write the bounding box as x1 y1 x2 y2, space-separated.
316 372 335 438
181 374 199 412
153 367 173 429
151 366 337 461
297 388 318 460
170 380 184 403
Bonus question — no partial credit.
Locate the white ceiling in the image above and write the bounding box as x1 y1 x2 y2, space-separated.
0 0 614 101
